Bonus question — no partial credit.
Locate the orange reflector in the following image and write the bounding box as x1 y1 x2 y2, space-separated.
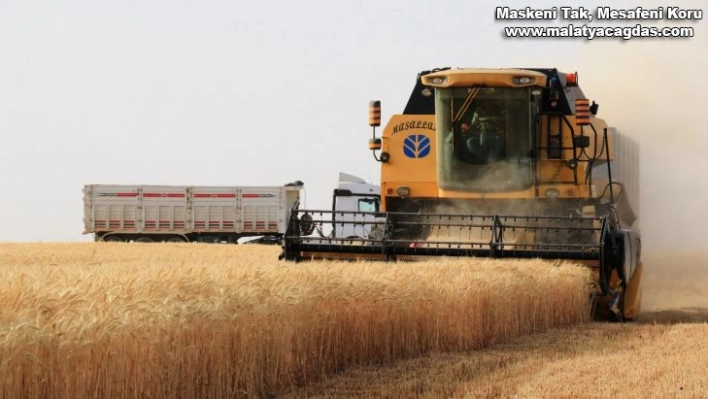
368 138 381 150
369 101 381 127
575 98 590 125
566 72 578 86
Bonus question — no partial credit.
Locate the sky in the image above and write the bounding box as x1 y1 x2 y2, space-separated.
0 0 706 250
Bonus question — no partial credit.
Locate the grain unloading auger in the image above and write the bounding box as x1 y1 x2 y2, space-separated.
281 67 643 321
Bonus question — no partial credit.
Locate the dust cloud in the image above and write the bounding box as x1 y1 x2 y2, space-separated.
577 28 708 251
575 20 708 319
639 251 708 322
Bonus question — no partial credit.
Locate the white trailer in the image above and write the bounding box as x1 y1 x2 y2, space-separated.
83 182 303 243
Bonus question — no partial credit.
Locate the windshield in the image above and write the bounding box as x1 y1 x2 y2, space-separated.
358 198 380 212
435 87 534 192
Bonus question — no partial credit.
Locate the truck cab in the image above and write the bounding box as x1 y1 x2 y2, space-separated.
331 172 382 239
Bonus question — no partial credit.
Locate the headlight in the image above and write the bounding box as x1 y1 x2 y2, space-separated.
422 75 448 86
512 76 536 85
396 186 411 197
545 188 560 198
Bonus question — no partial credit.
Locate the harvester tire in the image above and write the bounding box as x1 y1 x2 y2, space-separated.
300 213 314 236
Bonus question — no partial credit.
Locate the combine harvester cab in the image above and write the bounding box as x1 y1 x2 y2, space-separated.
282 68 642 321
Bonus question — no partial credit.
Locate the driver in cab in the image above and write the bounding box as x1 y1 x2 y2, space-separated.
457 99 506 164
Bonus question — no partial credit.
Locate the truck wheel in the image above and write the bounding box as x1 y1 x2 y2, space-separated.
135 236 154 243
103 235 124 242
167 237 186 243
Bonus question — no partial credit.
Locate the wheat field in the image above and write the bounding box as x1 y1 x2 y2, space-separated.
285 251 708 398
0 243 592 398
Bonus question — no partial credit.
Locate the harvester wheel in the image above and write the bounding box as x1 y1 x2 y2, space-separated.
617 293 634 322
588 287 598 319
592 292 627 322
300 213 314 236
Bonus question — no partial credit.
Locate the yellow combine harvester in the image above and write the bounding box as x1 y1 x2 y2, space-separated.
282 67 642 321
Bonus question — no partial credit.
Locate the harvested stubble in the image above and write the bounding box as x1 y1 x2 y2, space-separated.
0 243 592 398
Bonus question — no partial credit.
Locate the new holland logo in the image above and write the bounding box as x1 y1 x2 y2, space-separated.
403 134 431 159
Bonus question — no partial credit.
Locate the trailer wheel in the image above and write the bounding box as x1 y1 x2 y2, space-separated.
135 236 154 243
102 235 124 243
167 237 186 243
